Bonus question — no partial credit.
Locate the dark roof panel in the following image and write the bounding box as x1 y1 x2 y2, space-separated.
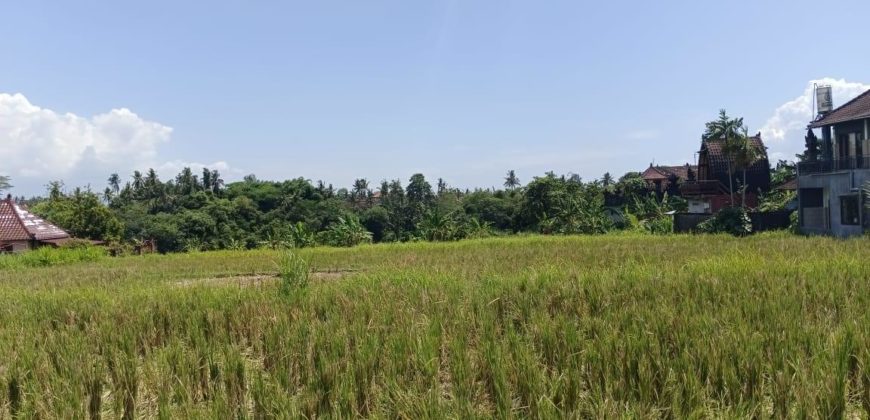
700 135 771 193
643 164 697 182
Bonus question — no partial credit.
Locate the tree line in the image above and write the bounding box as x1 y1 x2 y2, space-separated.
8 166 689 252
2 110 804 252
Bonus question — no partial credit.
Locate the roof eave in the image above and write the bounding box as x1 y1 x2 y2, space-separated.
810 112 870 128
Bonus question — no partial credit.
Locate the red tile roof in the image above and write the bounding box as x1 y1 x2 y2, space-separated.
0 196 71 243
776 178 798 191
642 164 697 182
810 89 870 128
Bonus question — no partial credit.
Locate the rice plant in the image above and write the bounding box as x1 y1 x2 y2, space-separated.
0 233 867 417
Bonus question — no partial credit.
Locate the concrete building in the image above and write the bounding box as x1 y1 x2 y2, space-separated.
798 89 870 237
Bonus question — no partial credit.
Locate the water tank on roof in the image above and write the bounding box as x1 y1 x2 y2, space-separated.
816 85 833 114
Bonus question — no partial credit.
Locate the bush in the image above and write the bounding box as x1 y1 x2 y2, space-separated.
277 250 308 296
697 207 752 236
0 246 106 270
317 217 372 247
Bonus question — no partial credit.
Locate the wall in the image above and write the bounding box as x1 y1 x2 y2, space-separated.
709 193 759 213
687 199 710 214
673 211 793 233
9 241 31 253
798 169 870 237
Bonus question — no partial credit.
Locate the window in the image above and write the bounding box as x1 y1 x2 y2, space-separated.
840 195 860 225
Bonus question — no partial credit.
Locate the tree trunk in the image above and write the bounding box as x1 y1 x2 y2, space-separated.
742 168 747 209
727 160 734 207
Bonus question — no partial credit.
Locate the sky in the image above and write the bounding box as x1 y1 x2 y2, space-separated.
2 0 869 196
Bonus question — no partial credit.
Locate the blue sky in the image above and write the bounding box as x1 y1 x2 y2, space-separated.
2 0 869 196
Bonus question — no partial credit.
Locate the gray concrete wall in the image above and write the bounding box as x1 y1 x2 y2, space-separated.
798 169 870 237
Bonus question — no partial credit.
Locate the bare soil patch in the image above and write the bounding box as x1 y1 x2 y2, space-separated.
174 269 359 288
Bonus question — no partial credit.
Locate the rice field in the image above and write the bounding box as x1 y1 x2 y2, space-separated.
0 233 869 418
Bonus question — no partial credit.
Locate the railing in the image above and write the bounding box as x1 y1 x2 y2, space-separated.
798 156 870 175
680 180 729 196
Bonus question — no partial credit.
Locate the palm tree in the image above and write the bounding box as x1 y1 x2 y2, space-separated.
601 172 614 188
733 127 764 208
210 170 224 194
0 175 11 194
504 170 520 190
703 109 745 206
107 173 121 194
351 178 370 208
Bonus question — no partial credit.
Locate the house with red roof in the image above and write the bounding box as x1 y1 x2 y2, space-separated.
679 134 772 213
641 163 697 197
0 194 72 253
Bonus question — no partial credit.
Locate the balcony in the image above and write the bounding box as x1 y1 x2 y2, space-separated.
797 156 870 175
680 180 729 197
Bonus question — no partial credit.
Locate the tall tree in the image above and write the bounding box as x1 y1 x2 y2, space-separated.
601 172 614 188
107 173 121 195
504 170 521 190
210 170 224 194
131 170 144 195
733 127 764 208
0 175 11 194
802 128 820 162
437 178 447 196
201 168 213 192
351 178 371 208
406 174 434 205
703 109 745 206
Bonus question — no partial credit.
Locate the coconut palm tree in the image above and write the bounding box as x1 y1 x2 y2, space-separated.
504 170 520 190
703 109 745 206
601 172 614 188
351 178 370 208
0 175 11 194
107 173 121 195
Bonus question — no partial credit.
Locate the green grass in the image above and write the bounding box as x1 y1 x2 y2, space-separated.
0 233 868 418
0 245 106 270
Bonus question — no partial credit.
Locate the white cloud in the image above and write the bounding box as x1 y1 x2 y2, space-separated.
0 93 239 193
0 93 172 177
759 78 870 160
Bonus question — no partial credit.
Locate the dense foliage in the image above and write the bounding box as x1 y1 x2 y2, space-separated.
24 168 685 252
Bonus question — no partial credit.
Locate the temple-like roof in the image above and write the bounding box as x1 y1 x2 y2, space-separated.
700 135 771 193
0 196 71 243
642 164 697 182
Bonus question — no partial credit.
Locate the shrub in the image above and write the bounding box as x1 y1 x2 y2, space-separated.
697 207 752 236
317 217 372 247
277 250 309 296
288 222 315 249
0 245 106 270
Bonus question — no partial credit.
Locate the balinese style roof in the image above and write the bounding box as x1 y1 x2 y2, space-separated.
809 89 870 128
775 178 798 191
700 135 771 193
642 164 697 182
0 196 71 243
